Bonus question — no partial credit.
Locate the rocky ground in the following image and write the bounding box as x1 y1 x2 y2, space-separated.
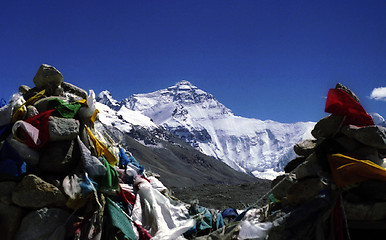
171 180 271 210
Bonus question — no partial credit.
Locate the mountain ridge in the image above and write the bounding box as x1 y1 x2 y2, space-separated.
97 80 315 179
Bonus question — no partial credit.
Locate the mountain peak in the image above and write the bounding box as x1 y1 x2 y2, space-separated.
168 80 198 92
96 90 120 110
177 80 194 86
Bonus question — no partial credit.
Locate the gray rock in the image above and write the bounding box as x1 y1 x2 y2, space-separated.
350 180 386 201
350 146 385 167
344 200 386 221
34 96 66 113
341 125 386 149
286 178 326 206
271 173 296 200
293 139 316 157
48 116 80 142
14 208 71 240
284 157 306 173
336 83 360 103
39 140 80 174
0 202 24 240
12 174 67 208
62 81 88 99
334 136 363 153
25 105 39 118
18 85 31 94
311 114 345 139
295 153 325 180
0 181 17 205
8 138 39 166
32 64 63 94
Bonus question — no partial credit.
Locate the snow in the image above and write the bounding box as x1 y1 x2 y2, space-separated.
95 102 157 133
252 169 284 181
97 80 316 180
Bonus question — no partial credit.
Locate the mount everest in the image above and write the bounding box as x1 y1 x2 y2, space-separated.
97 80 316 180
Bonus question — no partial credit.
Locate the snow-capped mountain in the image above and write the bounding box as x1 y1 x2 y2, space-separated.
98 81 315 180
370 113 386 127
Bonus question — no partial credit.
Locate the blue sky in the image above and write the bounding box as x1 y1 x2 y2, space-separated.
1 0 385 123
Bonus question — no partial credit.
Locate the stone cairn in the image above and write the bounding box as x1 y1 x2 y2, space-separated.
266 83 386 239
0 64 158 240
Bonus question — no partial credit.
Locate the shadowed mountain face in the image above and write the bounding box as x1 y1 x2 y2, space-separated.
99 123 257 188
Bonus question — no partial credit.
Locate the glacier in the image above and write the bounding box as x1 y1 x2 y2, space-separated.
97 80 315 180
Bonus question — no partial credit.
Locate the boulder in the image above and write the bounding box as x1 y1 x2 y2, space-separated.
0 94 25 127
295 153 326 179
39 140 80 174
0 181 17 204
25 105 39 118
334 136 363 153
348 180 386 201
48 116 80 142
14 207 73 240
12 174 67 208
22 88 39 102
344 200 386 221
311 114 345 139
34 96 66 113
341 125 386 149
335 83 360 103
32 64 63 94
8 138 39 167
18 85 31 94
61 81 88 99
271 173 296 200
286 178 326 206
350 146 385 167
293 139 316 157
284 157 306 173
0 202 24 240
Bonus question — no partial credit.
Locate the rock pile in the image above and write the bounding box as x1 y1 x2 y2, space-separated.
0 64 194 240
267 83 386 239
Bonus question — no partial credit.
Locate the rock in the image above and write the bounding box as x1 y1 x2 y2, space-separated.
14 207 73 240
8 138 39 167
344 200 386 221
0 202 24 240
311 114 345 139
334 136 363 153
293 139 316 157
34 96 65 113
48 116 80 142
0 181 17 204
0 94 25 127
341 125 386 149
22 87 39 102
284 157 306 173
39 140 80 174
25 105 39 118
32 64 63 94
12 174 67 208
286 178 326 206
295 153 326 179
335 83 360 103
62 81 88 99
271 173 296 200
350 146 385 167
348 180 386 201
18 85 31 94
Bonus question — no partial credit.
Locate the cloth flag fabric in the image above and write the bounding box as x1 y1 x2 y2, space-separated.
328 153 386 188
325 88 374 127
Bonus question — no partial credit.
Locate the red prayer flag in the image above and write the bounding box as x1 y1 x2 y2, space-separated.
325 88 374 127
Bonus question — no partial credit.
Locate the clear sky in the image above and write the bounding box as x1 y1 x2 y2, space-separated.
1 0 385 123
